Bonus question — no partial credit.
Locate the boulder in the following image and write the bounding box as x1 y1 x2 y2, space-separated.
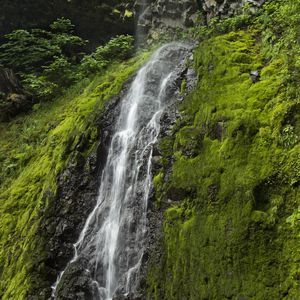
0 67 33 121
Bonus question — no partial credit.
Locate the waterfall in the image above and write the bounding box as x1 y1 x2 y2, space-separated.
52 43 190 300
135 0 150 46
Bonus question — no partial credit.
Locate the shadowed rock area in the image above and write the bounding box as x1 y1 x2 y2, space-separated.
0 68 33 121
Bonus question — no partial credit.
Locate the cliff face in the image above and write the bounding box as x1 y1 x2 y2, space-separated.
201 0 266 19
146 1 300 299
137 0 266 40
1 1 300 299
136 0 199 40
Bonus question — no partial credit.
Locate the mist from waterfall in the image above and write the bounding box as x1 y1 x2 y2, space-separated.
135 0 150 47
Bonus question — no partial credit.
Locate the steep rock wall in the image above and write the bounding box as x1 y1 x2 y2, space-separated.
201 0 266 19
137 0 266 40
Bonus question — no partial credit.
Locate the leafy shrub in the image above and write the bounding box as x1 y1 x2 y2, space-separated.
0 19 134 103
22 74 58 100
79 35 134 75
50 17 75 33
0 29 60 72
43 56 76 86
97 35 134 60
0 18 87 74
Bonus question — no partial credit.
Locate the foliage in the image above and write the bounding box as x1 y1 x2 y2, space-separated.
50 17 75 33
0 29 61 73
0 19 134 102
80 35 134 75
0 19 86 73
21 74 58 100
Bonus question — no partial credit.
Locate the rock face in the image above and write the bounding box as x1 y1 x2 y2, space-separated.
136 0 266 41
201 0 266 20
0 68 33 122
136 0 200 41
42 82 130 299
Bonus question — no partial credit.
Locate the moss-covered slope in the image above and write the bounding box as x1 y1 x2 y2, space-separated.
147 1 300 299
0 52 149 299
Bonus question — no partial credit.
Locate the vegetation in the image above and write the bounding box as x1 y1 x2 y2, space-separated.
147 0 300 299
2 0 300 299
0 49 150 299
0 18 134 101
0 0 134 46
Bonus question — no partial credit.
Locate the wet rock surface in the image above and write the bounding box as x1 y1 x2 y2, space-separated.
37 81 132 299
136 0 266 41
202 0 266 20
42 45 195 300
139 47 197 298
136 0 200 41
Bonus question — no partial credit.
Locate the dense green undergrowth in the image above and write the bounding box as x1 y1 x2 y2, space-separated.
148 1 300 299
0 18 134 104
2 0 300 299
0 50 149 299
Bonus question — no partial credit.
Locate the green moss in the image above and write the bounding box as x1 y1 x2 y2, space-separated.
180 79 187 95
0 51 150 299
147 18 300 300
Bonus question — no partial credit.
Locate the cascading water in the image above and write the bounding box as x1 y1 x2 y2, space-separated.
52 43 190 300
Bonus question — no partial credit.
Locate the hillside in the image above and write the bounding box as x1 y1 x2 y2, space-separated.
1 0 300 299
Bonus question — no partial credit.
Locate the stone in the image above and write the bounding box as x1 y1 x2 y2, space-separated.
0 68 33 122
250 70 260 83
135 0 200 42
137 0 267 41
202 0 266 20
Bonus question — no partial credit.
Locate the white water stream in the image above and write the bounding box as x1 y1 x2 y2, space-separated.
52 43 189 300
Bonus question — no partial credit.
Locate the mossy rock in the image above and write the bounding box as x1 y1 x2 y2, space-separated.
147 10 300 298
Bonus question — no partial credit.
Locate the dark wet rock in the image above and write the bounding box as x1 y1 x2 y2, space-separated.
208 184 218 201
208 63 215 72
167 186 189 202
212 121 225 141
138 46 198 298
201 0 266 21
136 0 200 42
152 155 162 165
39 80 133 299
55 259 96 300
250 70 260 83
137 0 266 41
